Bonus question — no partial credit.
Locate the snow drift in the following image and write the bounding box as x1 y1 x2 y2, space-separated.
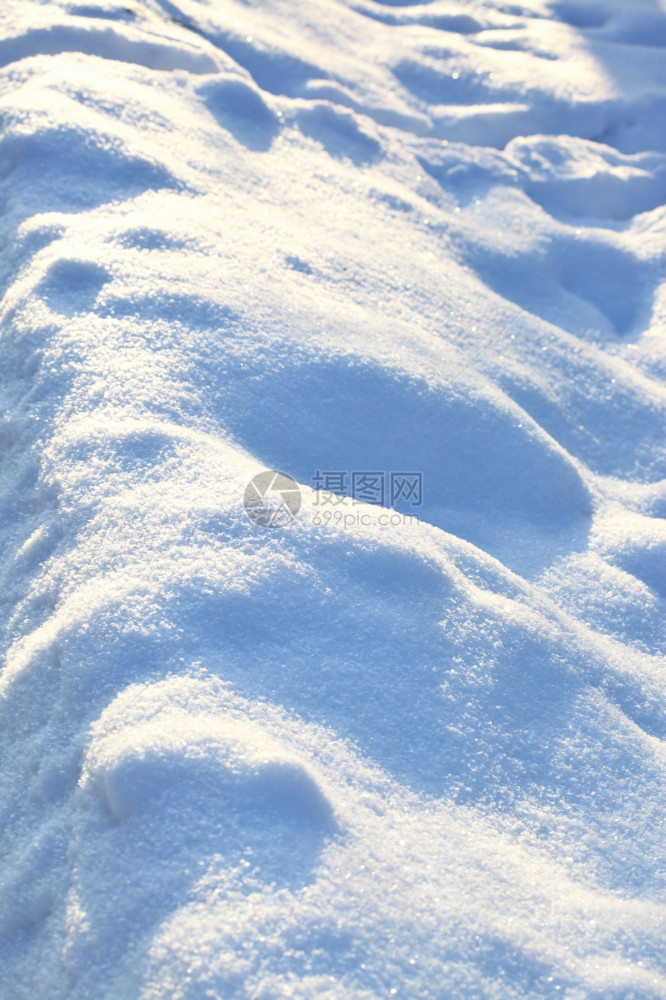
0 0 664 997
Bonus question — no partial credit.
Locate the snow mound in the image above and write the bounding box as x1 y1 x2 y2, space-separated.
1 0 665 996
83 682 337 828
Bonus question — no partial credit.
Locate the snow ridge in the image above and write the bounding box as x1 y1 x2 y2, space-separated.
0 0 664 997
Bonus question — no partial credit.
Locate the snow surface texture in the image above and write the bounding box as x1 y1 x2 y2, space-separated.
0 0 664 997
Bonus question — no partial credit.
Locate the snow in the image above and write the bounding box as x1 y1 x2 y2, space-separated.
0 0 664 997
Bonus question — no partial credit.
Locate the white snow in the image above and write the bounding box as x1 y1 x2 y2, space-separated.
0 0 664 997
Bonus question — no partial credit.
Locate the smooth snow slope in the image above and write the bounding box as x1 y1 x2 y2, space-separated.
0 0 664 997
